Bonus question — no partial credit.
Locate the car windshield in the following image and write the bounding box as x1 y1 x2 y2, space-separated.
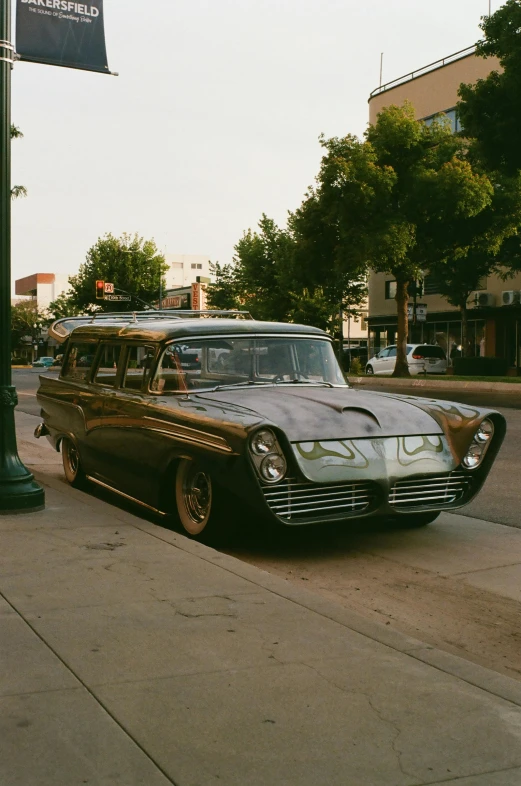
151 337 346 393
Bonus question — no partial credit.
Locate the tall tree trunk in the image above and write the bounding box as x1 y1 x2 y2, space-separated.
393 280 410 377
460 303 470 358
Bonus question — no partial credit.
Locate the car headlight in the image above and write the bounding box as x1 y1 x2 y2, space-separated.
251 429 277 455
250 428 287 484
260 454 287 482
462 418 494 470
475 418 494 444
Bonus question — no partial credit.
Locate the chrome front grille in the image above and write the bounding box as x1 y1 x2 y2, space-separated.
262 478 375 523
389 472 473 510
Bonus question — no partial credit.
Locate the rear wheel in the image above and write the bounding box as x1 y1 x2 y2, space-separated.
365 365 374 375
174 459 236 544
61 438 87 489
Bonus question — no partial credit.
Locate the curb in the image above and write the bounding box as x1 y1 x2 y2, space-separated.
30 463 521 711
349 376 521 393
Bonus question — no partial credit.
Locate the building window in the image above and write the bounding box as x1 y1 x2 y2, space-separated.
422 107 463 134
423 275 442 295
190 263 203 270
385 280 397 300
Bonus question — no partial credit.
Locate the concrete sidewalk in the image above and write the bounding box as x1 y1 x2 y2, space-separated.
2 414 521 785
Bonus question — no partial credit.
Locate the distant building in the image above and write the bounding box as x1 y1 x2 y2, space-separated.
164 255 212 290
13 273 70 360
367 47 521 371
15 273 69 311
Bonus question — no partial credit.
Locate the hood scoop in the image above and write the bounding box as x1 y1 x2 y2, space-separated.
340 406 380 425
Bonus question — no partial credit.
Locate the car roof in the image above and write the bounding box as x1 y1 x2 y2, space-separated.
66 318 327 343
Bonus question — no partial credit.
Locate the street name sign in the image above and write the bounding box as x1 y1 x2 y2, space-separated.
105 294 131 302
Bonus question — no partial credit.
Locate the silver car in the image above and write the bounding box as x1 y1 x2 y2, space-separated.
366 344 447 376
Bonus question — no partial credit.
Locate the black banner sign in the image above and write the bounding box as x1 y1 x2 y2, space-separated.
16 0 110 74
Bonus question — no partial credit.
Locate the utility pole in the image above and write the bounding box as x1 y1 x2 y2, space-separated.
0 0 44 513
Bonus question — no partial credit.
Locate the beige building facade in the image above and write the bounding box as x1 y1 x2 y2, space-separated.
367 47 521 370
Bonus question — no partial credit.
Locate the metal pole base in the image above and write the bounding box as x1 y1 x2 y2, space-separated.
0 386 45 513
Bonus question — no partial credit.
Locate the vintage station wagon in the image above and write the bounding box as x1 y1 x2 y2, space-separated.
35 311 506 543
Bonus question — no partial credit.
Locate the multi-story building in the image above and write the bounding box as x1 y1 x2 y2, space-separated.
367 47 521 371
164 254 212 290
15 272 69 311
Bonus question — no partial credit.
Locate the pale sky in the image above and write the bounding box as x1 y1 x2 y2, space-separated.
11 0 497 288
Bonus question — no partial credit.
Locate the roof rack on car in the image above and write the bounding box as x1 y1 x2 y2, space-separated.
88 310 254 322
48 310 254 343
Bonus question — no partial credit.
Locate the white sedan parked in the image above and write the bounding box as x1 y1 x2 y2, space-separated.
365 344 447 375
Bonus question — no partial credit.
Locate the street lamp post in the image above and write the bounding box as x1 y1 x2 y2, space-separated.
0 0 45 513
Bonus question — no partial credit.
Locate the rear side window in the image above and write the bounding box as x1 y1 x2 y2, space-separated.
413 346 446 359
94 344 123 387
62 343 97 381
123 345 156 391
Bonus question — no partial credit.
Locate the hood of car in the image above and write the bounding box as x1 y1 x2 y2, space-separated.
194 386 445 442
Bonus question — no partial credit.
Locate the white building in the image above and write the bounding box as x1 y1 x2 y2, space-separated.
164 254 212 289
15 273 69 311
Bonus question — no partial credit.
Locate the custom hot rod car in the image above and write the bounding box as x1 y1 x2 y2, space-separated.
35 310 505 543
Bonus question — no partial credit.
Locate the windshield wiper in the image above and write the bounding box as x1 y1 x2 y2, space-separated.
208 381 272 392
273 379 335 388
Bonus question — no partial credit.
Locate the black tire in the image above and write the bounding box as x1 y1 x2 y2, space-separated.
173 459 237 545
394 511 441 529
61 438 87 489
365 365 374 375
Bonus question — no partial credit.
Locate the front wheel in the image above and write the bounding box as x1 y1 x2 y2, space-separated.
365 365 374 375
174 459 236 544
61 438 87 488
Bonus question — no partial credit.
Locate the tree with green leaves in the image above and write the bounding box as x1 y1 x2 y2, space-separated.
315 104 494 375
11 300 46 358
207 207 367 339
207 216 294 321
66 233 168 312
288 187 367 339
11 125 27 200
429 166 521 356
458 0 521 176
46 292 84 322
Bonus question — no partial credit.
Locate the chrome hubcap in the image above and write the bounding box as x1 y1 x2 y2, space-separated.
67 443 79 475
184 469 212 524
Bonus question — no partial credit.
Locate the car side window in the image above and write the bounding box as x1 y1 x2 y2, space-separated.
122 345 156 391
387 347 397 357
93 344 123 387
62 343 97 382
378 349 389 359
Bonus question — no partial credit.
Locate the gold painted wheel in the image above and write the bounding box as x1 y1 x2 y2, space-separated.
62 438 86 488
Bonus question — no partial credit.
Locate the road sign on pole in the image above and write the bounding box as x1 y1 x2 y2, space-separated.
104 282 114 294
416 304 428 322
105 294 131 302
